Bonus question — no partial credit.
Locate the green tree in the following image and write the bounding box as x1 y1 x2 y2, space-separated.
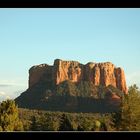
100 114 115 131
94 120 101 131
39 114 60 131
59 114 73 131
77 117 95 131
0 99 23 131
113 84 140 131
30 116 39 131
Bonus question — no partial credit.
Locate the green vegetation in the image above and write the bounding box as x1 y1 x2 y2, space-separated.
17 84 140 131
59 114 74 131
1 84 140 131
15 81 123 112
113 84 140 131
0 100 23 131
56 80 123 98
18 108 115 131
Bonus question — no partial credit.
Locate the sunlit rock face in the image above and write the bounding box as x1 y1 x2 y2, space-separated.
29 59 127 94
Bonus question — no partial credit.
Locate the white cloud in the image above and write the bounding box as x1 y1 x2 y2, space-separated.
127 71 140 79
0 91 11 102
0 78 27 87
0 78 27 102
0 91 6 96
126 71 140 87
6 96 11 99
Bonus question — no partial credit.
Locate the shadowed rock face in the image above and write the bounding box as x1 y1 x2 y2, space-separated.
29 59 127 94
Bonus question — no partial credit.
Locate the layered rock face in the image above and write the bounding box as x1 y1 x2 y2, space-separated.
29 59 127 93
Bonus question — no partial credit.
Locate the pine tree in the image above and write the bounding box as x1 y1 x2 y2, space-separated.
0 100 23 131
30 116 38 131
59 114 73 131
113 84 140 131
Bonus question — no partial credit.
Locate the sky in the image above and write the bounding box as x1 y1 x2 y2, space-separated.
0 8 140 101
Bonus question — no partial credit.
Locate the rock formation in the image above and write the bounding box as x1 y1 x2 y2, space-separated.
29 59 127 94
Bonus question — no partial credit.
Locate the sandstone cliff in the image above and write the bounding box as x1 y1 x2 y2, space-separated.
29 59 127 94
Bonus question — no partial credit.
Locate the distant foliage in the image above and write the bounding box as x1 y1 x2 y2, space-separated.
19 108 114 131
17 84 140 131
16 80 124 112
56 80 79 96
56 80 123 99
0 100 23 131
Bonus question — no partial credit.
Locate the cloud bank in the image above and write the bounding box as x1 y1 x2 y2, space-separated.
0 91 11 102
126 71 140 88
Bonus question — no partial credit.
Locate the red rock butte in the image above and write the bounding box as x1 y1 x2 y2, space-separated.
29 59 128 94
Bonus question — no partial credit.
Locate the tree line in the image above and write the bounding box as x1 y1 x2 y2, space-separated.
0 84 140 131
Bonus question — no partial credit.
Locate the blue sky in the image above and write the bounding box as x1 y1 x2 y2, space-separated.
0 8 140 101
